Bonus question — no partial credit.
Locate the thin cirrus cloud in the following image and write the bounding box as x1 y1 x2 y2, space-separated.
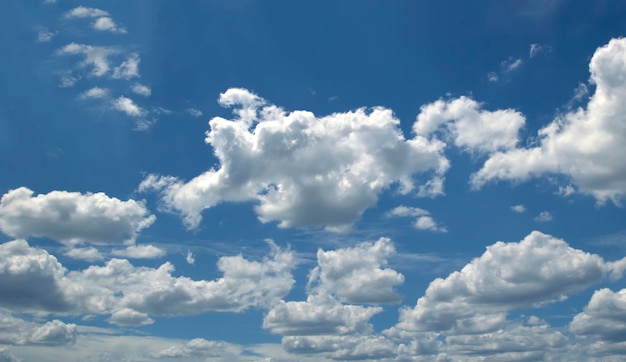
140 88 450 231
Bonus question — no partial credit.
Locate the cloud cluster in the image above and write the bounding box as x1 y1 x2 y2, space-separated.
141 88 449 231
388 231 610 338
387 206 447 233
0 239 295 325
0 187 155 246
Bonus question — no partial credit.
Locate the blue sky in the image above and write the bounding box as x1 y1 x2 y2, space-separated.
1 1 626 361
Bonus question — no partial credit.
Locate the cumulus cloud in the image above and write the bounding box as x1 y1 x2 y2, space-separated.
140 88 449 231
92 17 127 34
112 96 145 117
263 294 382 336
0 187 155 246
64 6 109 19
131 83 151 97
387 231 609 338
186 250 195 265
307 238 404 304
79 87 109 99
414 96 525 154
151 338 240 359
570 288 626 348
471 38 626 204
64 247 103 262
510 204 526 213
0 239 295 323
0 311 76 346
111 244 166 259
387 206 447 233
282 334 396 360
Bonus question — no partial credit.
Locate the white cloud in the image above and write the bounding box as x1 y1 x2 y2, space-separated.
471 38 626 204
57 43 117 77
186 250 195 265
263 294 382 336
112 96 145 117
140 88 449 231
0 311 76 346
185 108 203 117
387 231 607 337
111 244 166 259
64 6 109 19
387 205 447 233
93 17 127 34
414 96 525 153
108 308 153 326
79 87 109 99
503 57 523 72
414 215 447 233
131 83 151 97
307 238 404 304
570 288 626 348
534 210 553 222
282 334 396 360
511 204 526 213
112 53 140 79
0 187 155 246
151 338 241 359
64 247 103 262
0 239 295 323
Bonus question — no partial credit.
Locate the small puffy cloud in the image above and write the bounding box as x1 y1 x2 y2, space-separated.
471 38 626 204
57 43 117 77
140 88 449 231
131 83 151 97
511 204 526 213
186 250 195 265
414 215 447 233
414 96 525 153
64 6 109 19
388 231 607 337
263 294 382 336
111 244 166 259
112 53 140 79
387 205 447 233
185 108 203 117
307 238 404 304
58 72 80 88
79 87 109 99
534 210 553 222
112 96 145 117
93 17 127 34
0 187 155 246
64 247 103 262
29 320 77 345
108 308 153 326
